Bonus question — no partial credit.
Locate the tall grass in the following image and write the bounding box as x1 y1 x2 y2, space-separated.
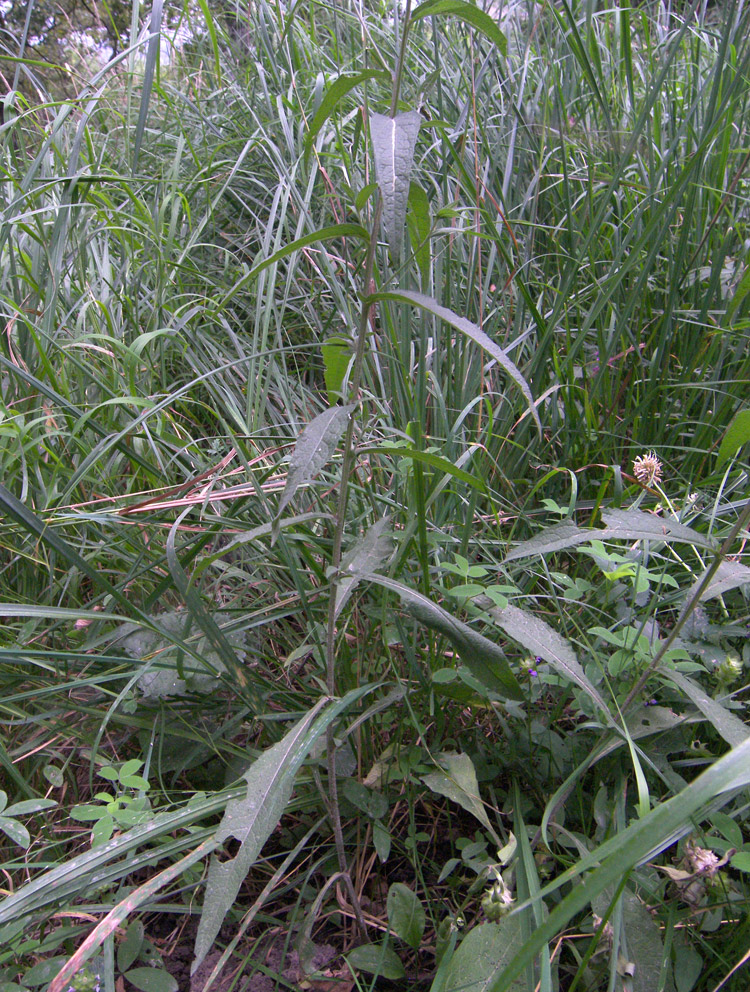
1 0 749 990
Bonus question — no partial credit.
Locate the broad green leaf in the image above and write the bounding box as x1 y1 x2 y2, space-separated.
120 759 144 779
717 409 750 467
118 920 145 973
731 852 750 872
321 337 353 402
276 404 354 522
3 798 56 817
370 111 422 256
726 265 750 321
673 937 703 992
193 689 372 968
365 574 523 700
373 820 391 862
422 752 500 845
123 968 178 992
335 517 394 618
372 291 541 437
663 670 749 747
407 181 432 286
0 816 29 848
593 889 675 992
711 811 743 848
411 0 507 56
387 882 425 949
485 737 750 992
442 920 526 992
346 943 405 980
304 70 390 161
488 603 613 724
21 958 69 987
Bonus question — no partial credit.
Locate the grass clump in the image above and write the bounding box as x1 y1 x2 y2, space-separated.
0 1 749 990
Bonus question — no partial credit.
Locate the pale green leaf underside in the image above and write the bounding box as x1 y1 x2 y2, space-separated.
489 602 613 724
688 558 750 601
194 688 373 968
276 404 354 521
504 507 717 562
193 703 329 967
663 669 749 747
335 517 394 619
422 752 500 845
370 111 422 255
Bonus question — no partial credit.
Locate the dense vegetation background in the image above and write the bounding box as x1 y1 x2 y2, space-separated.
1 0 749 989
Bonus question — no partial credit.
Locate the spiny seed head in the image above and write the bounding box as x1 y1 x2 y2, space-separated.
481 872 515 921
633 450 663 487
714 651 742 684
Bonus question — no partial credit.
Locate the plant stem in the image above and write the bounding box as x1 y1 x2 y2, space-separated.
323 198 383 941
390 0 413 116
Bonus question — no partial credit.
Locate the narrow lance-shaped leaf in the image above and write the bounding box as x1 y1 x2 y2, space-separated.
193 686 374 968
365 573 524 701
488 602 614 725
305 70 390 162
504 507 718 563
411 0 508 56
408 181 432 287
663 669 749 748
685 558 750 601
194 705 325 966
276 404 354 523
372 290 542 437
370 111 422 256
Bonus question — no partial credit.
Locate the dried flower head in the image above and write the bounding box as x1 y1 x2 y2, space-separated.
684 839 722 878
633 450 663 487
591 913 614 944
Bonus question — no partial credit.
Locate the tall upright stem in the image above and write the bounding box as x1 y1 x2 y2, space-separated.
323 199 382 939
